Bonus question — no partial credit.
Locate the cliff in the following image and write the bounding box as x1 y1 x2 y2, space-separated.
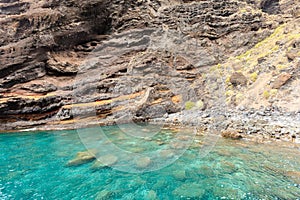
0 0 299 131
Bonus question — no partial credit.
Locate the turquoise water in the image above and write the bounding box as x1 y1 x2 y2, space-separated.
1 125 300 200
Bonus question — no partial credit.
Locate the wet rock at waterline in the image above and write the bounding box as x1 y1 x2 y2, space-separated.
221 129 243 140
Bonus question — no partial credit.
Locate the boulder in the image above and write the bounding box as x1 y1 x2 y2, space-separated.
230 72 247 86
272 73 292 89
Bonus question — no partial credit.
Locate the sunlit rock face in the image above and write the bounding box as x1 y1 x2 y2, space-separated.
0 0 299 130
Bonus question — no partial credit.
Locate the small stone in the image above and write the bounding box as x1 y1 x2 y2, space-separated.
201 113 210 118
238 106 246 111
286 50 298 61
196 100 205 110
257 111 265 116
156 139 165 146
257 57 266 64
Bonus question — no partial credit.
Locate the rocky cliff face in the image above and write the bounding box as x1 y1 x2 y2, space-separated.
0 0 299 131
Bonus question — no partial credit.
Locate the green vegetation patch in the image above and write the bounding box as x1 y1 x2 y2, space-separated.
185 101 195 110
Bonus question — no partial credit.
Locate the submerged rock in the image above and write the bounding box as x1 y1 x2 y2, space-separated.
285 171 300 184
91 161 106 170
176 135 192 141
136 156 151 169
129 147 146 153
100 154 118 166
159 149 175 158
66 150 96 166
213 185 245 199
198 165 215 177
171 142 187 149
145 190 158 200
172 183 205 199
220 161 238 174
95 190 114 200
152 180 167 191
173 170 187 181
92 154 118 170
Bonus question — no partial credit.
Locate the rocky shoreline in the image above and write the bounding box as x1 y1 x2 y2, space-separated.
150 108 300 144
2 106 300 145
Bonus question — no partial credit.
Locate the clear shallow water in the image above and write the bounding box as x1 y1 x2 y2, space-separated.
1 125 300 200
